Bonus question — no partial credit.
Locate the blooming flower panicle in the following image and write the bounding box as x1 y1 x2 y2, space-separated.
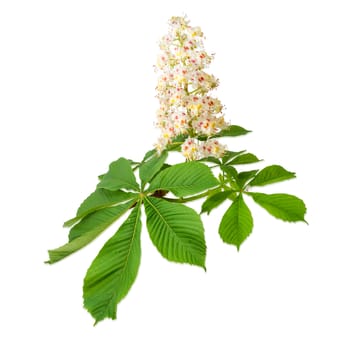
154 16 229 160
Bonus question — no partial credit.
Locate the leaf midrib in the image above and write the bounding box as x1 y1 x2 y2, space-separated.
258 201 300 218
145 197 201 256
91 202 141 320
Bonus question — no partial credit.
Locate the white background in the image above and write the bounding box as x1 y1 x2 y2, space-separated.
1 0 352 348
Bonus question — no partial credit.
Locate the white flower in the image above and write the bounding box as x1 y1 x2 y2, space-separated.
200 139 226 158
180 138 226 161
154 16 228 159
181 138 200 160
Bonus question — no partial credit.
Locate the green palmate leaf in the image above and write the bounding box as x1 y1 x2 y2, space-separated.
69 200 135 242
219 194 253 250
139 150 168 186
142 149 157 162
211 125 251 138
64 189 137 227
248 192 307 223
249 165 296 187
221 165 238 181
237 170 259 188
220 167 258 190
77 189 136 217
97 159 136 181
144 197 206 268
222 150 246 164
201 190 233 215
227 153 261 165
148 162 219 197
47 200 136 264
220 165 240 191
83 202 142 325
97 157 139 192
